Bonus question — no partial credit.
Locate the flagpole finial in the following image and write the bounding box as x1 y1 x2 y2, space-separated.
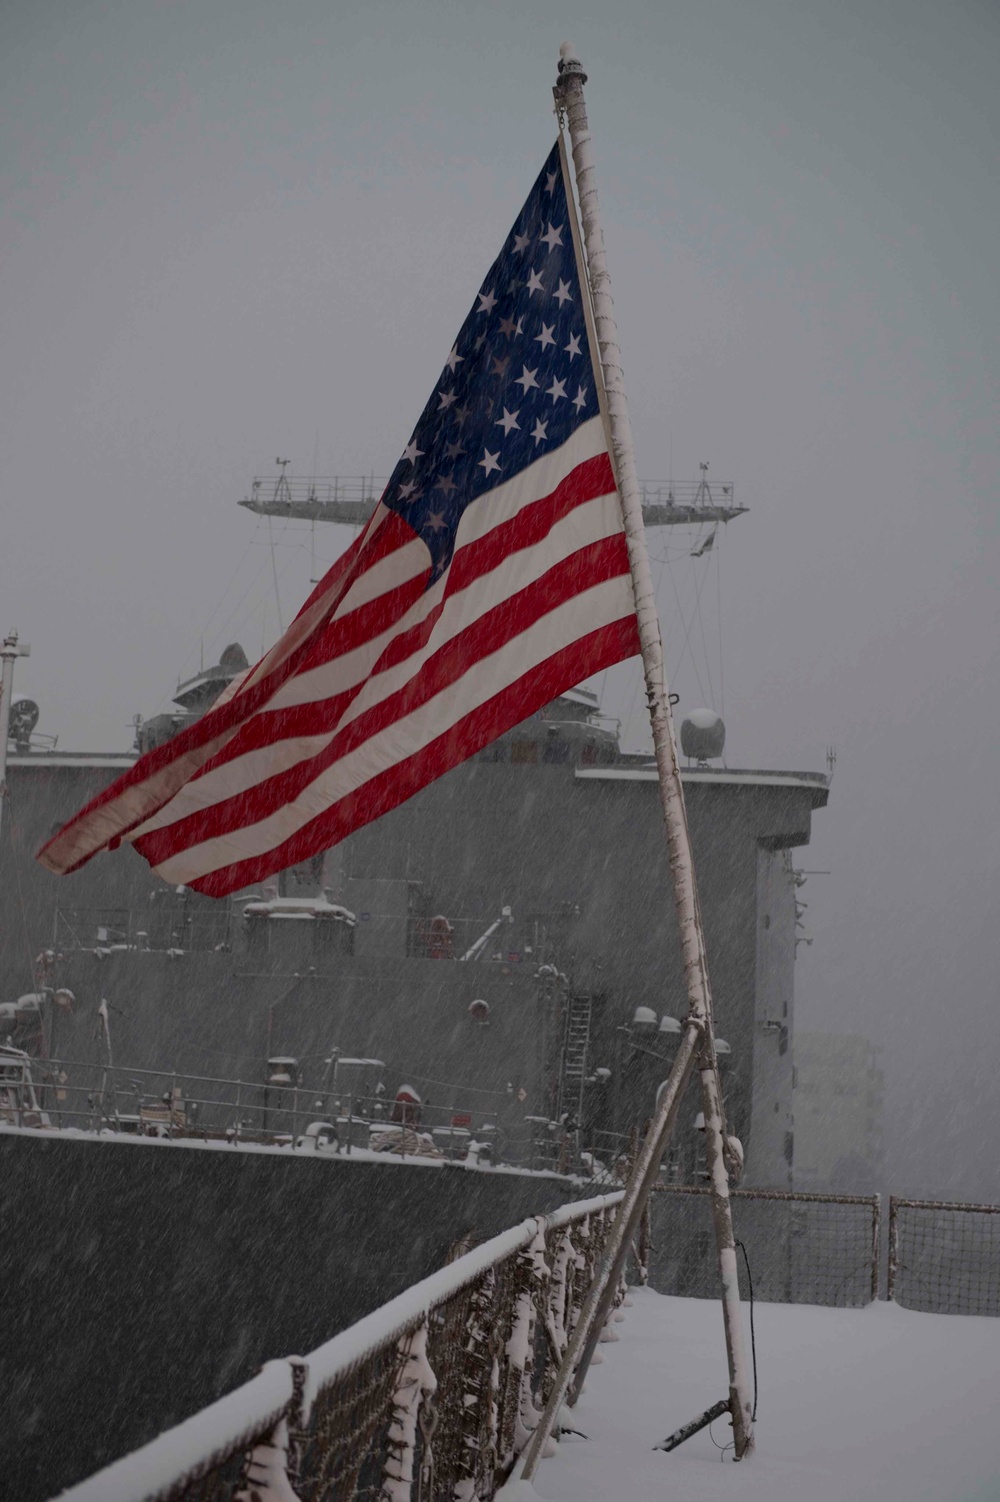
557 41 587 85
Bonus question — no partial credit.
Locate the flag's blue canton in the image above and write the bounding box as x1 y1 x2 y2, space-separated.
383 143 598 582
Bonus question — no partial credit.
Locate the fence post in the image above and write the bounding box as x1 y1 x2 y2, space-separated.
453 1268 499 1497
637 1198 652 1287
545 1231 575 1359
887 1197 898 1303
286 1356 307 1491
508 1227 548 1455
871 1194 882 1302
235 1359 304 1502
381 1317 437 1502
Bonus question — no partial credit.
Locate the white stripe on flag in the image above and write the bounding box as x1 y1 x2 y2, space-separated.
131 484 620 838
150 570 634 884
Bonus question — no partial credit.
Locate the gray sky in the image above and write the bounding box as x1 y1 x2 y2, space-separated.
2 0 997 1196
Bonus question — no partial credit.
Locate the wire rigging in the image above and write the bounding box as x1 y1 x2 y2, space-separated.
663 549 711 707
691 542 718 709
169 526 262 689
716 526 725 721
267 512 284 634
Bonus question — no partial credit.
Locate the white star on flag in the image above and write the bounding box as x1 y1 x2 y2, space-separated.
477 289 498 314
478 448 501 476
402 440 424 464
553 279 573 307
531 418 548 445
540 222 564 251
515 365 540 393
526 269 545 295
496 407 521 435
546 377 567 404
535 323 556 350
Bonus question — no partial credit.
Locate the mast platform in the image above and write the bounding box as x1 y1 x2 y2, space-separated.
238 474 747 528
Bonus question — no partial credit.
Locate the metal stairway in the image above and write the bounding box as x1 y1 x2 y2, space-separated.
558 991 593 1127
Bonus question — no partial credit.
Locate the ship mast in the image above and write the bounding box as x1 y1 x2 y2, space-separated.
0 630 31 842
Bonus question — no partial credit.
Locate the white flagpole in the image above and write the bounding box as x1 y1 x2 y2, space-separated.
519 44 754 1476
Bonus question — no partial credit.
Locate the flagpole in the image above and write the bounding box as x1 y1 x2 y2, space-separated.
519 45 754 1475
557 37 753 1452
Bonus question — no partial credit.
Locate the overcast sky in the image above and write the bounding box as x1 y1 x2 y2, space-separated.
2 0 997 1196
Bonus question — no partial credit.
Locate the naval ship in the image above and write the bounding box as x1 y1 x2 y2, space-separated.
0 466 827 1187
0 469 832 1502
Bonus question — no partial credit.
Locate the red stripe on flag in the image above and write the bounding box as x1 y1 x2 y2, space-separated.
291 498 402 617
255 451 614 683
35 509 420 873
133 533 632 864
180 614 640 896
38 458 613 877
178 455 619 774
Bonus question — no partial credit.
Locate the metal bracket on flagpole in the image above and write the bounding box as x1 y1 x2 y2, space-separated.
517 44 755 1474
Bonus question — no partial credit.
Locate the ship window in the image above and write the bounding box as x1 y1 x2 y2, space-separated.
580 743 598 766
511 739 538 764
479 741 507 763
543 738 570 764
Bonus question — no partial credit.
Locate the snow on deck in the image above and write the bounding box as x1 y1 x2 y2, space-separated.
514 1287 999 1502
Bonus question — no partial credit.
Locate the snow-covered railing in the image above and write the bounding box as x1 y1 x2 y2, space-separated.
23 1058 575 1171
53 1190 624 1502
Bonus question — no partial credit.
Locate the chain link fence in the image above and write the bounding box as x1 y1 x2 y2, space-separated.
649 1185 881 1307
55 1192 625 1502
888 1197 1000 1317
33 1179 1000 1500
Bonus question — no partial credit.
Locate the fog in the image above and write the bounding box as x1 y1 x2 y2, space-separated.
2 0 997 1198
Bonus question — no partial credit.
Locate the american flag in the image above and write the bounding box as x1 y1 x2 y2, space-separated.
39 144 640 897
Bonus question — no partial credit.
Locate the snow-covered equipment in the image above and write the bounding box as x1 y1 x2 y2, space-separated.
0 1045 51 1128
654 1396 731 1453
680 708 726 764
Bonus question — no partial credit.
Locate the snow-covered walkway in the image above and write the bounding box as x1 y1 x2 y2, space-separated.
519 1287 999 1502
